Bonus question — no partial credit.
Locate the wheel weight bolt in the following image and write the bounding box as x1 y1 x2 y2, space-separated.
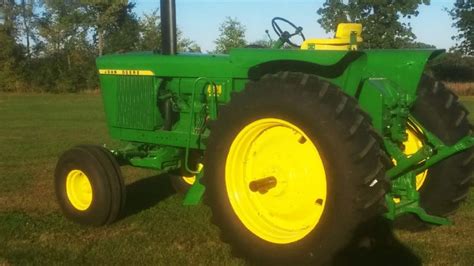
249 176 277 194
315 198 324 206
298 136 307 144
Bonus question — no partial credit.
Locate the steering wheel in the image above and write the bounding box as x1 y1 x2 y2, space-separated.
271 17 306 47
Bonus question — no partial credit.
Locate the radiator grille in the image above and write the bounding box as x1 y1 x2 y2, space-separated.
116 76 159 130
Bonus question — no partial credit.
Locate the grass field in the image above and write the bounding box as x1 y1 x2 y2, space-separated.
0 93 473 265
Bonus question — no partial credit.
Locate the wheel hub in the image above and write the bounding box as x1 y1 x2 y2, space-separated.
66 169 93 211
249 176 277 194
225 118 327 244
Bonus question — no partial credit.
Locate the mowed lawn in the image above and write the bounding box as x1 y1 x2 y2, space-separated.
0 93 473 265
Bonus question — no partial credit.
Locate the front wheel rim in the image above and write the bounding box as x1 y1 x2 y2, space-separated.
225 118 327 244
66 169 93 211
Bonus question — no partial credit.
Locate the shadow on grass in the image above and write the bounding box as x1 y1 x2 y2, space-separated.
121 177 421 265
334 217 421 266
123 174 176 217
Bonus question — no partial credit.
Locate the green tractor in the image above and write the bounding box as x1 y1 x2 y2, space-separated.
54 0 473 264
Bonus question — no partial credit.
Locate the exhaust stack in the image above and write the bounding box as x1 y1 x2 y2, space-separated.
160 0 177 55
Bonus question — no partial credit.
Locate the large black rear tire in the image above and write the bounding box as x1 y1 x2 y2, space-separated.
411 75 473 217
202 72 389 264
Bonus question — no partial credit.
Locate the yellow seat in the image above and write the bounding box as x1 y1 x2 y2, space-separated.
301 23 363 51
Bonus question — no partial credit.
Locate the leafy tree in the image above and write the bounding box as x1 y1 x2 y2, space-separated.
0 27 22 92
402 41 436 49
35 1 95 92
448 0 473 55
0 0 24 91
100 3 140 54
317 0 430 48
178 35 201 53
248 38 272 48
0 0 15 34
429 52 474 82
83 1 131 56
214 17 246 53
0 7 4 25
17 0 37 58
0 0 202 92
138 9 201 53
138 9 161 51
36 1 89 55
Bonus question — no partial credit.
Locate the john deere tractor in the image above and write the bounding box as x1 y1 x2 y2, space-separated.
54 0 473 264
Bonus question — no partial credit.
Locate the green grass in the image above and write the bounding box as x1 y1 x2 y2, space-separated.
0 93 473 265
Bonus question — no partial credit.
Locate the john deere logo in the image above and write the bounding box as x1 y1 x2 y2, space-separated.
98 69 154 76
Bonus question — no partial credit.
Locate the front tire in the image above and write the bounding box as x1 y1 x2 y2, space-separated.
203 72 389 264
55 145 126 226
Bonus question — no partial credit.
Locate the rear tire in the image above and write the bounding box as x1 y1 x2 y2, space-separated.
203 72 389 264
55 145 125 226
411 75 473 217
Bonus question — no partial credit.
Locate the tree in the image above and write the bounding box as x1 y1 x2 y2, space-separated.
1 0 204 92
0 0 24 91
138 9 201 53
178 36 201 53
402 41 436 49
0 7 4 25
36 1 89 55
138 9 161 51
248 38 272 48
83 1 137 56
448 0 473 55
100 3 140 54
429 53 474 81
35 1 95 92
214 17 246 53
17 0 38 58
317 0 430 48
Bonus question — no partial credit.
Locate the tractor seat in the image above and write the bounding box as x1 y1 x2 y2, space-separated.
301 23 363 51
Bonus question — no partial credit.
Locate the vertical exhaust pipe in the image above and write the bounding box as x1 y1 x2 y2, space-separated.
160 0 177 55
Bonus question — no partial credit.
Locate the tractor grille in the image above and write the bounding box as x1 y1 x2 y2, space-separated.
116 76 159 130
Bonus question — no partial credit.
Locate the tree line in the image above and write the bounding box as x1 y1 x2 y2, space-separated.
0 1 201 92
0 1 472 93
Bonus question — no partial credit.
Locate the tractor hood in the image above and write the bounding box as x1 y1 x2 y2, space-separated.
96 48 444 96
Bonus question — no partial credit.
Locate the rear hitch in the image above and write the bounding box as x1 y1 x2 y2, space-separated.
384 134 474 225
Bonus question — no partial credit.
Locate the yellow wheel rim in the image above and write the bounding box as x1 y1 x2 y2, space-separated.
404 129 428 190
225 118 327 244
66 170 93 211
182 175 196 185
181 164 203 185
393 128 429 203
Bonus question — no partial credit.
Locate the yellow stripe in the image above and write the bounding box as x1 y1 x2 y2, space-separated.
98 69 155 76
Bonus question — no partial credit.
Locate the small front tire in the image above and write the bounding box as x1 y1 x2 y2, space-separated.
55 145 125 226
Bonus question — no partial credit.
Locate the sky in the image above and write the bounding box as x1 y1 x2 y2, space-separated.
134 0 458 52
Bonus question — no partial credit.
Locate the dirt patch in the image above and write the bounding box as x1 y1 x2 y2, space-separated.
0 258 11 266
0 171 57 214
